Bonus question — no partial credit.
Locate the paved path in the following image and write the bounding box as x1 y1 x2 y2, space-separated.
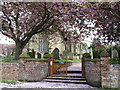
58 62 81 71
68 62 81 71
0 82 96 88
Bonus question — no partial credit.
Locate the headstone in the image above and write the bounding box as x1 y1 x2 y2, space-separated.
62 50 68 59
52 48 60 59
112 49 118 58
35 53 37 59
68 52 73 60
7 48 11 57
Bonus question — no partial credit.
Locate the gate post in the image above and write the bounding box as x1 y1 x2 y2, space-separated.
49 58 54 76
82 57 85 78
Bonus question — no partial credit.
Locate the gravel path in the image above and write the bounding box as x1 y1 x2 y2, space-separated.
0 82 96 88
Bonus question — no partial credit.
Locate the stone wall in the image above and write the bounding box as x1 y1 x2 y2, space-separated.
101 57 120 88
85 57 120 88
109 64 120 88
85 61 101 87
0 60 49 81
0 63 19 81
0 62 2 81
19 60 49 81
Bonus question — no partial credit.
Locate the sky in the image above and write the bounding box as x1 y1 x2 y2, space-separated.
0 33 15 44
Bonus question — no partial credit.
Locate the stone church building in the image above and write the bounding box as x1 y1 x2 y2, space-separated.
26 33 90 60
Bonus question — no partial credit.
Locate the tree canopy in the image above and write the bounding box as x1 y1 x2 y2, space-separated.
83 2 120 44
1 2 120 59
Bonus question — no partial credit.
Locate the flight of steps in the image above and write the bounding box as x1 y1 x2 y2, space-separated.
42 71 87 84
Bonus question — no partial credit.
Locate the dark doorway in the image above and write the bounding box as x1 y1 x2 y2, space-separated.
53 48 60 59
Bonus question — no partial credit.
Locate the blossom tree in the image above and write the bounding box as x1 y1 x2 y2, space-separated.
1 2 87 59
1 2 119 60
83 2 120 44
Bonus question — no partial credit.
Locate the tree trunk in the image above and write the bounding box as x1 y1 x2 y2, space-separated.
15 42 23 60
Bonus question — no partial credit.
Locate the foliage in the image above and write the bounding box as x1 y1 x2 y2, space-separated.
0 80 17 84
104 45 120 59
0 60 19 63
1 2 87 59
90 38 105 59
93 46 104 59
113 45 120 59
84 2 120 43
43 54 53 59
1 2 120 59
82 53 91 58
105 45 113 58
19 53 30 58
2 55 15 60
84 59 100 61
109 58 120 64
100 50 110 57
0 55 19 63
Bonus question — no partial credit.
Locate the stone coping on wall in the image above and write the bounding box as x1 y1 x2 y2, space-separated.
20 59 49 62
84 59 101 62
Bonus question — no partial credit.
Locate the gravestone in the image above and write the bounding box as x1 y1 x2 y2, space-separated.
68 52 73 60
62 50 68 59
112 49 118 58
52 48 60 59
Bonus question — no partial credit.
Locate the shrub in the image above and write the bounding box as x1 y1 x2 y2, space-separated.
91 44 104 59
83 53 91 58
43 54 53 59
20 53 30 58
85 59 100 61
109 58 120 64
0 55 20 63
100 50 109 57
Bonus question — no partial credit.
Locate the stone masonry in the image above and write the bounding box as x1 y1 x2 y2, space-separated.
85 61 101 87
101 57 120 88
19 60 49 81
0 60 49 81
0 63 19 81
85 57 120 88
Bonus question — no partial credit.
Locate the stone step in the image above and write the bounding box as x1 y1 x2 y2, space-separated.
46 76 86 81
52 73 82 78
43 79 87 84
67 71 82 73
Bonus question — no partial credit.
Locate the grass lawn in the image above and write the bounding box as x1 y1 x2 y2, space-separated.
0 56 81 63
26 58 81 62
55 59 81 62
0 56 20 63
0 80 18 84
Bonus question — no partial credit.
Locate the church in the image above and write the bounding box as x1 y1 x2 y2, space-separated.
26 33 90 60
